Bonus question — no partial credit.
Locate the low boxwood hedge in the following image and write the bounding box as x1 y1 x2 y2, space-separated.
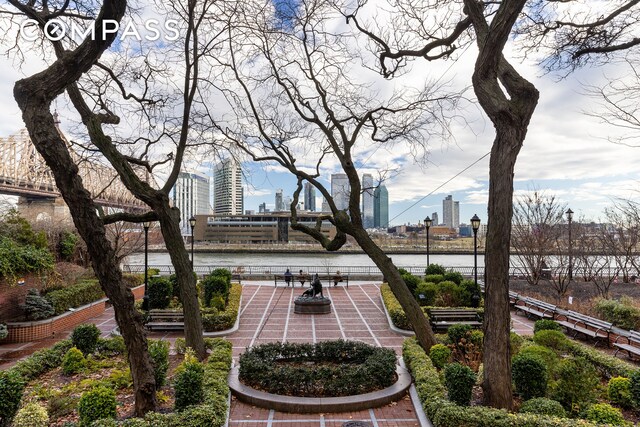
381 284 412 330
239 340 396 397
402 338 603 427
201 283 241 332
45 280 105 315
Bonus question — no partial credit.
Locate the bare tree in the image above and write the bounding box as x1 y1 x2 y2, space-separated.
601 202 640 282
512 190 567 285
214 0 465 350
349 0 539 409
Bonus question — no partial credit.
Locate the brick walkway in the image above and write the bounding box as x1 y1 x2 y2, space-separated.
0 281 539 427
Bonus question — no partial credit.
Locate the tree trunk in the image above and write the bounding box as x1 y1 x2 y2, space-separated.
14 101 157 416
352 229 437 350
153 200 206 360
482 125 522 410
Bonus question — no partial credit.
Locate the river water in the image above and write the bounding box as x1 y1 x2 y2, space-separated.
125 252 484 268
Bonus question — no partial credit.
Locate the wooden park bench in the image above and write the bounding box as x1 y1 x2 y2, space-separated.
509 291 520 307
613 330 640 359
514 297 556 320
555 310 612 347
274 274 349 288
427 308 482 332
146 309 184 331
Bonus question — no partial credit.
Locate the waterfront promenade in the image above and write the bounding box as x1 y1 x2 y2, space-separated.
0 281 535 427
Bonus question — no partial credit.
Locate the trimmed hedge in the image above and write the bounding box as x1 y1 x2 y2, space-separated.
594 299 640 331
564 339 636 379
381 284 412 330
45 280 105 315
239 340 396 397
402 337 603 427
201 283 241 332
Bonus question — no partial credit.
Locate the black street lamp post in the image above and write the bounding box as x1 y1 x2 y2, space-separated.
189 216 196 270
142 221 151 311
566 208 573 281
471 215 481 308
424 216 432 268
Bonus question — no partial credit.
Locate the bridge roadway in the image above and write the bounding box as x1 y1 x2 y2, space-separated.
0 281 536 427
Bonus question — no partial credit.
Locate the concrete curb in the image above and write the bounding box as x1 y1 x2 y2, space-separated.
379 293 415 336
229 364 412 413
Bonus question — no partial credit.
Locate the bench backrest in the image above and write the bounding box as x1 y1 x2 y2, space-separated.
628 330 640 343
565 311 612 329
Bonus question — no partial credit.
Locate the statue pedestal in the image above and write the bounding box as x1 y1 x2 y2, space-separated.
294 296 332 314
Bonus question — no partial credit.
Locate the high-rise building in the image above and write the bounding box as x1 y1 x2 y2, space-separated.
373 185 389 228
304 182 316 212
283 196 292 211
173 171 210 234
213 158 243 215
362 174 374 228
442 195 460 228
275 189 284 211
259 202 267 213
331 173 350 211
431 212 439 226
321 198 330 212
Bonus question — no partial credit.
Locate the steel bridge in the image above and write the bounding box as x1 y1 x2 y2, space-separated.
0 128 150 211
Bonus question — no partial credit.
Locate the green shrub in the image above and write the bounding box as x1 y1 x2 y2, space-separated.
468 330 484 347
519 345 559 374
148 276 173 309
174 351 205 410
45 281 104 315
62 347 87 375
425 274 444 284
608 376 633 409
11 340 72 381
202 275 229 307
512 353 548 400
47 395 78 420
149 340 170 387
510 331 525 356
426 264 446 275
90 419 117 427
594 298 640 330
402 273 422 294
551 357 599 414
414 282 437 306
443 363 476 406
20 288 55 320
72 324 101 355
201 283 242 332
380 284 412 331
443 271 464 285
520 397 567 418
565 339 635 379
0 237 55 279
12 402 49 427
211 268 232 284
0 323 7 340
629 370 640 408
121 273 144 288
534 320 563 334
533 330 568 351
95 337 126 358
429 344 452 369
107 368 133 390
78 386 117 427
0 369 26 427
585 403 628 426
436 280 466 307
447 324 472 345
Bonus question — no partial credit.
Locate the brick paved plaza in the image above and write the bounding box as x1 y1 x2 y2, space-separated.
0 281 537 427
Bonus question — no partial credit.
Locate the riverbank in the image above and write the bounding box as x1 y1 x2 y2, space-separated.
147 245 480 255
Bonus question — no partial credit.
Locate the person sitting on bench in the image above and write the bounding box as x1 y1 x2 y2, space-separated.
284 268 293 286
298 270 308 286
333 270 343 286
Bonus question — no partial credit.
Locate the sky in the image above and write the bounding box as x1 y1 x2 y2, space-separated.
0 1 638 227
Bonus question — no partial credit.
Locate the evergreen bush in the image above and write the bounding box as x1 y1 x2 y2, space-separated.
436 280 466 306
401 273 422 294
447 324 472 345
584 403 628 426
424 274 444 284
174 351 205 411
533 330 568 351
148 276 173 309
62 347 87 375
519 397 567 418
202 275 228 307
534 320 563 334
443 363 476 406
414 282 437 306
12 402 49 427
149 339 170 387
211 268 232 284
72 324 101 355
425 264 446 275
45 281 104 315
20 288 55 320
630 369 640 408
0 323 7 340
512 352 548 400
0 369 26 427
429 344 452 369
443 271 464 285
595 299 640 330
551 357 599 414
78 386 117 426
519 345 560 374
608 376 633 409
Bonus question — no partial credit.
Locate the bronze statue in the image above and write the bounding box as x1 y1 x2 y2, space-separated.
301 273 323 298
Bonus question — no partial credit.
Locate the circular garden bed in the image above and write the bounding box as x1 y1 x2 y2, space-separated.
238 340 397 397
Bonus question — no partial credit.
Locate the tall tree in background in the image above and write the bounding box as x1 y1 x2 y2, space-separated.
349 0 538 408
215 0 464 351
